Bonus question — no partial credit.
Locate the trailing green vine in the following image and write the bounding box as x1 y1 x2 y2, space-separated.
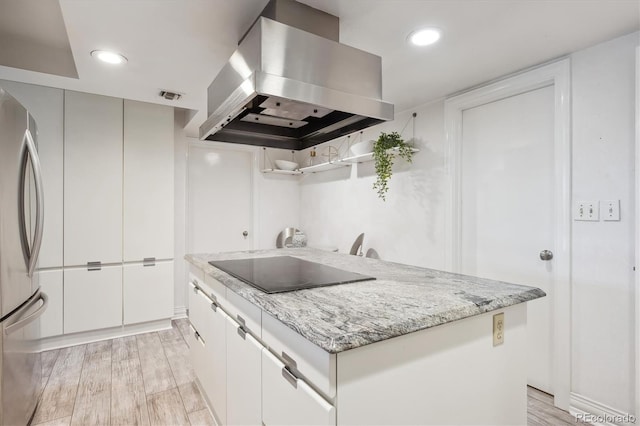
372 131 414 201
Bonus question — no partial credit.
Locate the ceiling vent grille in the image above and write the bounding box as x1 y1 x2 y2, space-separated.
160 90 181 101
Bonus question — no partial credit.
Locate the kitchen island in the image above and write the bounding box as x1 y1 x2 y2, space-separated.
185 248 545 425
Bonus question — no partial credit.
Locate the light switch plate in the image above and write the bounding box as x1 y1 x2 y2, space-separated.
574 201 599 221
602 200 621 221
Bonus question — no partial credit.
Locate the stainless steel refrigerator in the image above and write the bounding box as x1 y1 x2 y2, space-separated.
0 86 49 425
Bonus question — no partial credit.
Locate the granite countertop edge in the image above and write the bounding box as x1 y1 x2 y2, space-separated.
185 249 545 354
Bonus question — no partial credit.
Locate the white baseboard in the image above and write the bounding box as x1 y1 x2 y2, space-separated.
39 319 172 351
570 392 637 426
173 305 187 319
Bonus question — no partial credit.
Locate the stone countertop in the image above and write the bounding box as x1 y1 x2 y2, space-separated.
185 248 545 354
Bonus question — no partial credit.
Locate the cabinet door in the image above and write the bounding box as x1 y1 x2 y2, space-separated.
64 265 122 333
37 269 63 338
0 81 64 268
200 297 228 425
64 91 122 266
123 100 174 262
123 261 173 324
262 350 335 426
227 316 262 426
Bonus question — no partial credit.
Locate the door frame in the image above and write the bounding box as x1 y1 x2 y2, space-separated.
185 139 259 253
443 59 572 410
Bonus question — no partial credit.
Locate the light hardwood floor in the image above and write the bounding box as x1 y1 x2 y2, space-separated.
34 319 577 426
34 319 212 426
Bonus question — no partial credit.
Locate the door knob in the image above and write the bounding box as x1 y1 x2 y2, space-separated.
242 231 249 238
539 250 553 261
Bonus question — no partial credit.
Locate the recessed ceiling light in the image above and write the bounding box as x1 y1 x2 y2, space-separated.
408 28 441 47
90 50 128 65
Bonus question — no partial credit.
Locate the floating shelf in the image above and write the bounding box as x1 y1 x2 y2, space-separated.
341 147 420 164
299 161 351 174
261 168 302 175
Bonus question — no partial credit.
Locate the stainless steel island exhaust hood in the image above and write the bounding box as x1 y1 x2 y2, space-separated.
199 0 394 150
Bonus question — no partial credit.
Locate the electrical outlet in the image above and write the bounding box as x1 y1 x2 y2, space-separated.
602 200 621 221
493 313 504 346
574 201 599 221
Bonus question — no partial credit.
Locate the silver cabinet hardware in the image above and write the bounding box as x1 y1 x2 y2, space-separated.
236 315 247 339
143 257 156 267
539 250 553 261
243 230 249 238
281 365 298 388
87 261 102 271
237 326 246 339
210 301 217 312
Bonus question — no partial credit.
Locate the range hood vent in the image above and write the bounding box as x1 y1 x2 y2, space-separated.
200 0 394 150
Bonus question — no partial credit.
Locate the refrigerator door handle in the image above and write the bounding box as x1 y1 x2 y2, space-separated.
19 129 45 278
4 291 48 336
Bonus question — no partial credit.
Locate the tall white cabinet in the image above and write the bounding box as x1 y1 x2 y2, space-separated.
123 100 175 324
64 91 124 266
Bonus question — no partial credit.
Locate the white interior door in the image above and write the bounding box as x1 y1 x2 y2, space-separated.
187 144 253 253
460 85 555 394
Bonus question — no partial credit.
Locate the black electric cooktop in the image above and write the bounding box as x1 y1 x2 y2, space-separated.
208 256 376 294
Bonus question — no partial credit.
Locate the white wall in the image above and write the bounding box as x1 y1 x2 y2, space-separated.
570 32 638 412
298 103 447 269
298 32 639 415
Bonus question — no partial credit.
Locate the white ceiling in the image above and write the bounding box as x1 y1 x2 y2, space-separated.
0 0 637 137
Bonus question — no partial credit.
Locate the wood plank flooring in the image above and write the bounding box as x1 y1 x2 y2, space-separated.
34 319 213 426
35 319 577 426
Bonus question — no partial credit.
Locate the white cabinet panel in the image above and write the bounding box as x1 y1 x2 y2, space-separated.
64 265 122 333
123 261 173 325
64 91 122 266
262 312 335 398
123 100 174 261
37 270 63 338
262 349 335 426
0 81 64 269
227 316 262 426
200 297 228 425
225 288 260 338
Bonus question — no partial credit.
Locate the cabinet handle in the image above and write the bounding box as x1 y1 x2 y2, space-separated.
143 257 156 267
87 261 102 271
210 301 217 312
194 331 205 346
237 325 246 340
281 366 298 388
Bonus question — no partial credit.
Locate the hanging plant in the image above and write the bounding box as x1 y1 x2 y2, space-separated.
372 131 414 201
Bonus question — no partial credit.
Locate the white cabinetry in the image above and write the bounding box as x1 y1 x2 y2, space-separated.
262 350 336 426
123 100 174 261
37 270 63 338
64 91 122 266
63 265 122 334
123 261 173 324
188 282 227 424
226 316 262 426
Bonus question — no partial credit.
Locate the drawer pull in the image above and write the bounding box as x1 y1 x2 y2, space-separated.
282 351 298 370
237 325 246 339
282 366 298 388
87 261 101 271
210 301 217 312
236 314 246 327
143 257 156 267
194 331 205 346
192 284 199 294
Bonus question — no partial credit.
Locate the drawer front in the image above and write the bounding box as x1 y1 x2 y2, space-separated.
262 349 335 426
227 315 262 426
187 281 209 335
123 261 173 324
225 288 261 338
202 274 226 307
262 312 336 399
